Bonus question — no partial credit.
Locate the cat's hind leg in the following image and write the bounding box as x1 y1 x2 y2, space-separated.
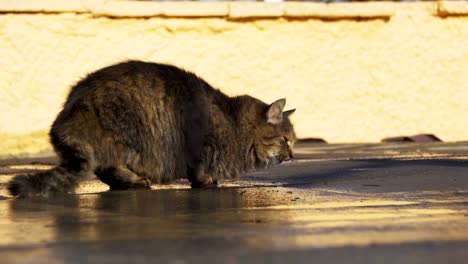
8 135 95 198
95 166 151 191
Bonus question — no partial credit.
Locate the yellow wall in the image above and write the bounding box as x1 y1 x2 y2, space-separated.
1 1 467 156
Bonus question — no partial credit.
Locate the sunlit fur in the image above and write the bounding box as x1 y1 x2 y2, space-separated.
7 61 296 198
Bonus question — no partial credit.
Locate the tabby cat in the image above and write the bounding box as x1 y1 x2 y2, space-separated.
8 61 296 197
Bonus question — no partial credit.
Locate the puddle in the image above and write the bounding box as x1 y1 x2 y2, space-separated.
0 186 466 250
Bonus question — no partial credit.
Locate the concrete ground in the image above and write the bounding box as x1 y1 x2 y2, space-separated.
0 142 467 264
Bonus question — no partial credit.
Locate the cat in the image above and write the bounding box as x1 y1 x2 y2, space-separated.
8 60 296 198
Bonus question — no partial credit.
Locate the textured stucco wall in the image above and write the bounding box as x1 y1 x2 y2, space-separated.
1 1 467 156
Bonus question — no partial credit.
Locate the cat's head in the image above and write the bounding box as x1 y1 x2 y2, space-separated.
250 98 296 169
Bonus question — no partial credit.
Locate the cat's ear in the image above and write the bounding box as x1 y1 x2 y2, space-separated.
283 109 296 118
267 98 286 124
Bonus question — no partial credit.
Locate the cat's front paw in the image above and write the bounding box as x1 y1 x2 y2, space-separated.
190 177 218 189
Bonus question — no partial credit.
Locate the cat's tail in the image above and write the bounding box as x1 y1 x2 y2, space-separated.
8 166 79 198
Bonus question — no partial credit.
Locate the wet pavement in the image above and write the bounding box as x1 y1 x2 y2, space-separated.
0 142 467 263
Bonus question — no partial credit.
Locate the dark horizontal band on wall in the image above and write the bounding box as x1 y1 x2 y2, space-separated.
0 1 467 19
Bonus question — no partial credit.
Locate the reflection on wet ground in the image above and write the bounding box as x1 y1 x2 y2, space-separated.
0 143 467 263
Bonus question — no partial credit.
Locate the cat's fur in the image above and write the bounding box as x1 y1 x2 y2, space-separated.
8 61 296 198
